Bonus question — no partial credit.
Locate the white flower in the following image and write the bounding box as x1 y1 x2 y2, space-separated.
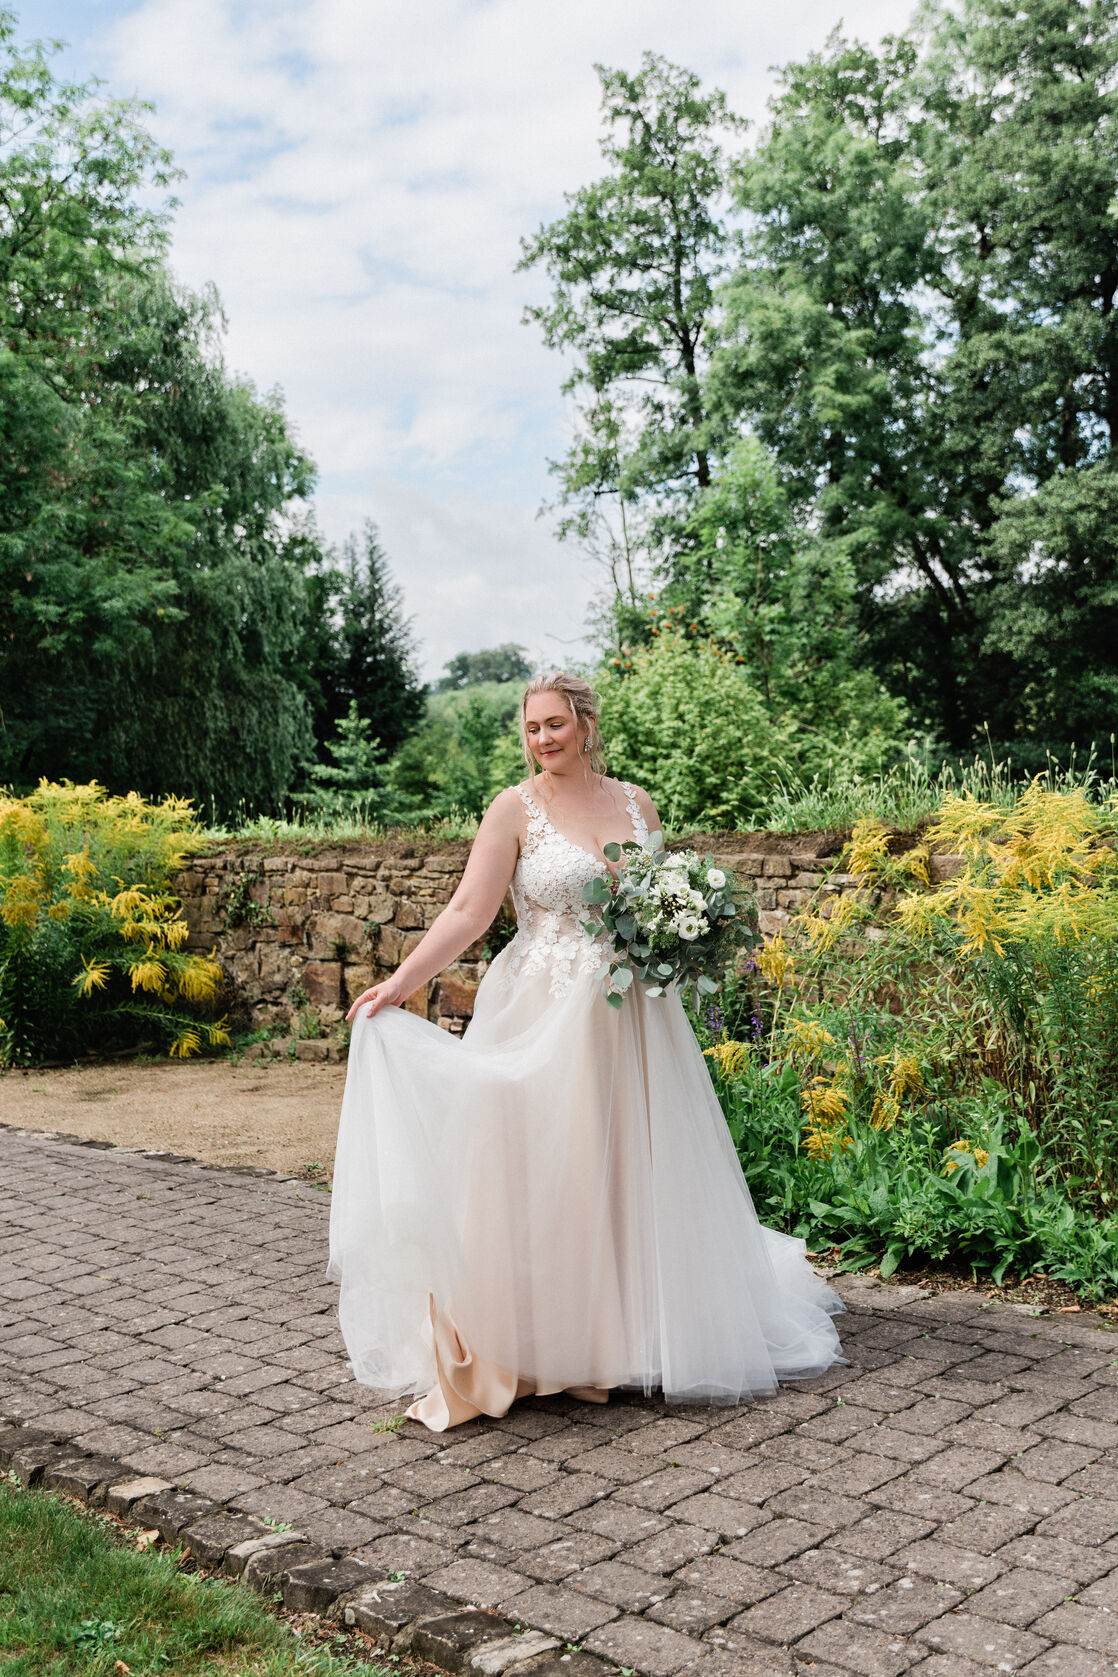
658 870 689 897
707 868 726 890
676 913 705 941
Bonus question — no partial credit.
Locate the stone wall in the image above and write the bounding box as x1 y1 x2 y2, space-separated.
174 831 953 1033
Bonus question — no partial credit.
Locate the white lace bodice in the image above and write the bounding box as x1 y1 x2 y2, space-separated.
499 781 650 999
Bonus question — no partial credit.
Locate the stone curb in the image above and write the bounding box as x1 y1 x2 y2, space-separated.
0 1418 623 1677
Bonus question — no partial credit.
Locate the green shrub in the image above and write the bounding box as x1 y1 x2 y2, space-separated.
0 781 229 1065
695 783 1118 1300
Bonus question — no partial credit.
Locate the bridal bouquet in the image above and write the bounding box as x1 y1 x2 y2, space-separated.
581 830 755 1009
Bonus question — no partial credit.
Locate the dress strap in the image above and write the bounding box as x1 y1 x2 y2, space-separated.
515 782 549 854
620 782 649 846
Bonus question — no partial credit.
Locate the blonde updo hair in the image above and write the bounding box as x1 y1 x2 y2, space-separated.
520 671 607 779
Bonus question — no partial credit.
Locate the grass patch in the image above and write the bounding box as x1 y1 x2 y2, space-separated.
0 1475 393 1676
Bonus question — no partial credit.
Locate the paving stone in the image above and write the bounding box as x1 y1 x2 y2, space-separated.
646 1586 739 1634
520 1531 623 1582
775 1548 899 1598
403 1609 526 1672
1078 1569 1118 1611
5 1125 1112 1677
676 1556 785 1609
688 1630 795 1676
725 1518 835 1566
282 1554 378 1612
848 1577 965 1634
569 1499 673 1544
1020 1647 1118 1676
332 1577 458 1636
937 1503 1039 1555
132 1487 221 1539
224 1529 313 1577
793 1617 919 1677
425 1558 535 1609
242 1539 327 1590
728 1583 847 1644
616 1468 716 1513
962 1566 1077 1628
464 1630 565 1674
903 1656 994 1677
509 1654 621 1677
1029 1604 1118 1657
42 1454 128 1504
892 1539 1004 1591
182 1509 272 1565
914 1609 1053 1668
299 1506 388 1553
10 1440 86 1488
480 1583 618 1642
995 1533 1115 1586
584 1613 704 1677
104 1474 174 1514
1034 1499 1118 1547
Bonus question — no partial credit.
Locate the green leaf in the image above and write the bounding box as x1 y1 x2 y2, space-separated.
603 841 622 862
604 991 624 1010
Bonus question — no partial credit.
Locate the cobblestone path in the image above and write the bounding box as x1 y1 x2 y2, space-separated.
3 1124 1118 1677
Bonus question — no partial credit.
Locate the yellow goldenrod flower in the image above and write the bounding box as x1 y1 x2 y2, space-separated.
757 934 795 987
175 956 223 1003
1 875 44 930
74 957 112 996
845 817 892 880
802 894 862 951
169 1026 203 1059
129 952 168 994
902 847 931 886
942 1140 990 1175
927 792 1002 860
786 1017 836 1058
870 1089 901 1130
887 1053 924 1096
703 1040 749 1077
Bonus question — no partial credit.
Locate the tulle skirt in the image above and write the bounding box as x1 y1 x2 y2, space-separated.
327 946 847 1430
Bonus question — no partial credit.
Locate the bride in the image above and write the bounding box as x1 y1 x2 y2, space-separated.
327 671 846 1431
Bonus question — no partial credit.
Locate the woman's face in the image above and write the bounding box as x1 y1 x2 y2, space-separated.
524 691 585 773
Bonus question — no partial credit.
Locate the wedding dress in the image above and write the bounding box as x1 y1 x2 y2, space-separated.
327 780 846 1431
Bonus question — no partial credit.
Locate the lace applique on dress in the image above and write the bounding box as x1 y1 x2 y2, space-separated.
498 781 648 1000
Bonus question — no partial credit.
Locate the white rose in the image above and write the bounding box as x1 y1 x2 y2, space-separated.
707 868 726 890
676 913 703 940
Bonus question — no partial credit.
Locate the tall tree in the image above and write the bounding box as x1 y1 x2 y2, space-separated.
436 644 533 690
309 521 425 761
714 0 1118 752
519 53 743 618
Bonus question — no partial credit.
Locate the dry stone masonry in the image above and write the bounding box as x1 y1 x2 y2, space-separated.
175 832 953 1035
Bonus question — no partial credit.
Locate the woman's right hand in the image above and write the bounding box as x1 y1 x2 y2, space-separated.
346 979 406 1023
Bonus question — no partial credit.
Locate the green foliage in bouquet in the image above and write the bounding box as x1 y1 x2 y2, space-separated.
581 832 759 1009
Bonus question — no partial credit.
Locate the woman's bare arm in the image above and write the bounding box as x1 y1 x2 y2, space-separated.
346 787 523 1020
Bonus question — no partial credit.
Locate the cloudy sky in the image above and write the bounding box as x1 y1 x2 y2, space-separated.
21 0 909 679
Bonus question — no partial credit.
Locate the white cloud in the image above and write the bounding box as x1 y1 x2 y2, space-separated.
25 0 910 676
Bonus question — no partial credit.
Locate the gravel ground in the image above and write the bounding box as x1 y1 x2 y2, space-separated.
0 1055 347 1177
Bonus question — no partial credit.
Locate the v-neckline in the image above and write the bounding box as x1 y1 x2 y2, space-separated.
521 783 640 873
